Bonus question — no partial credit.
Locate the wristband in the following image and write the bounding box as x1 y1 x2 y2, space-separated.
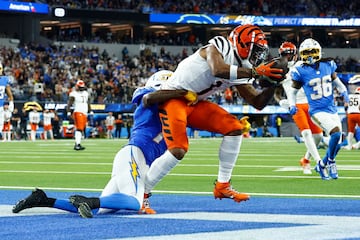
229 65 238 80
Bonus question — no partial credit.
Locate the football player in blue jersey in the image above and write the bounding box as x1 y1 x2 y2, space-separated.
287 38 349 180
0 62 14 140
12 70 197 218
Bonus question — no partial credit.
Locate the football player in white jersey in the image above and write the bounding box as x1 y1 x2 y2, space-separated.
287 38 349 180
276 42 323 174
29 108 41 141
2 104 12 141
67 80 93 150
343 76 360 150
0 62 14 140
42 109 55 140
143 24 287 203
105 111 115 139
12 70 198 218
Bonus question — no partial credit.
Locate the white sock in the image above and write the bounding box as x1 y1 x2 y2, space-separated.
313 133 322 146
218 135 242 183
301 129 321 162
144 150 180 194
31 130 36 141
75 131 82 145
347 132 354 147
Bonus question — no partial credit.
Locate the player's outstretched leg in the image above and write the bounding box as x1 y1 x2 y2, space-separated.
213 180 250 203
12 188 54 213
69 195 98 218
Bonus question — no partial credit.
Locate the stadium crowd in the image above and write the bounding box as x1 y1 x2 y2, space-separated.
44 0 359 18
0 40 358 106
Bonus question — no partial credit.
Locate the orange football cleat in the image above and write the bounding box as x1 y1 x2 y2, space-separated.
213 180 250 203
299 157 312 174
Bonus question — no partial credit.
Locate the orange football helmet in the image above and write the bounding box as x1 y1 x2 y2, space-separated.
228 24 269 66
279 41 297 63
355 86 360 95
76 80 86 90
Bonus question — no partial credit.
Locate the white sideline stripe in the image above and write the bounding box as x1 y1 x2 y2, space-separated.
1 186 360 199
2 161 360 170
1 170 360 180
117 212 360 240
275 165 360 171
0 161 112 165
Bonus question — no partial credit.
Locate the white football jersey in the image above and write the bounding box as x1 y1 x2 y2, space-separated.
43 112 55 125
69 90 89 114
283 61 308 104
3 109 12 122
348 93 360 114
106 115 115 126
161 36 254 100
29 111 40 124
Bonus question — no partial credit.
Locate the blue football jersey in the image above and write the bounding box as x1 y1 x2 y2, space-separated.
291 60 338 115
128 87 167 166
0 76 11 107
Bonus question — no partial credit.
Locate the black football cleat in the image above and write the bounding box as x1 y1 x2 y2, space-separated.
12 188 50 213
74 144 85 151
69 195 98 218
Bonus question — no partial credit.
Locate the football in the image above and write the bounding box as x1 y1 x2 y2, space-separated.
258 57 289 86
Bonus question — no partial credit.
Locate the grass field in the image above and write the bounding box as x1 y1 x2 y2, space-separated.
1 137 360 199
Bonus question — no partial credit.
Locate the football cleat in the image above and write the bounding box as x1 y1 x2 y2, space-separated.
74 144 85 151
69 195 94 218
327 161 338 179
314 161 330 180
299 157 312 175
213 180 250 203
139 193 156 214
12 188 50 213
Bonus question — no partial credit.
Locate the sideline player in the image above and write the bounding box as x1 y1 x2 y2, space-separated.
2 103 12 141
42 109 55 140
287 38 349 180
276 41 323 174
29 107 41 141
143 24 287 204
343 77 360 150
105 111 115 139
12 70 197 218
0 62 14 140
66 80 93 150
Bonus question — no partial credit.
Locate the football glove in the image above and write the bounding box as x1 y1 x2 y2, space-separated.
252 60 284 79
184 91 198 105
289 106 298 115
240 116 251 134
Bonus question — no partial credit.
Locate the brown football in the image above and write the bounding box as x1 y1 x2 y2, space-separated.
259 57 289 86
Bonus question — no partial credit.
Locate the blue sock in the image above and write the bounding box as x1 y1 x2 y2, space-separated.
327 132 341 162
53 199 78 213
100 193 140 211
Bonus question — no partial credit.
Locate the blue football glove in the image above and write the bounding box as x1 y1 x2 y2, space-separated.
289 106 298 115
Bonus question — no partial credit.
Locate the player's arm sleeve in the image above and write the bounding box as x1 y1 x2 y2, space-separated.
333 76 349 103
286 82 300 107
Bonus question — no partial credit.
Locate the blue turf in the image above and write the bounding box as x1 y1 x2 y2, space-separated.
2 190 360 239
